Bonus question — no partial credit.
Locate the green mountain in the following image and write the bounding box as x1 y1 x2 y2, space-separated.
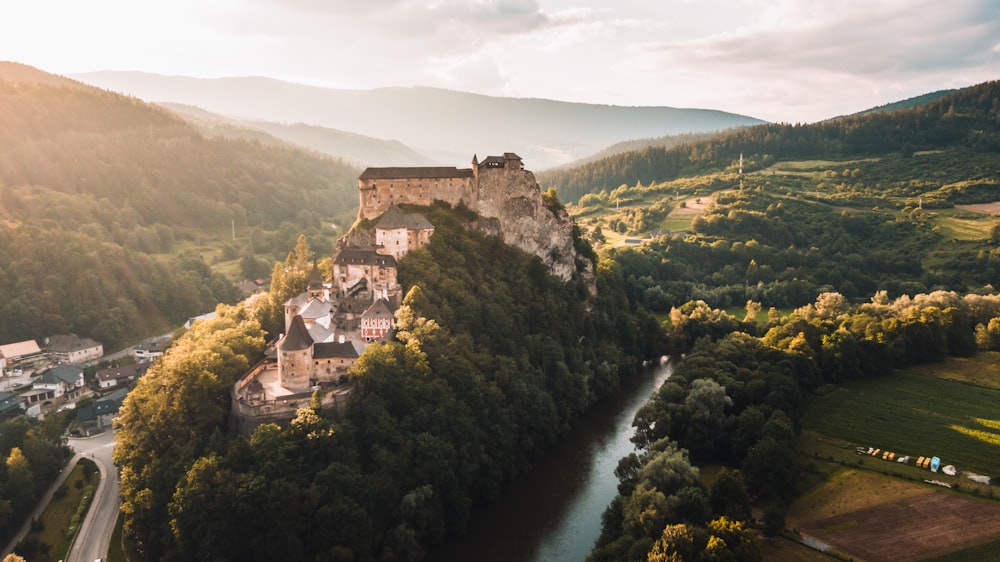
539 81 1000 203
0 62 361 348
846 88 958 117
71 71 766 169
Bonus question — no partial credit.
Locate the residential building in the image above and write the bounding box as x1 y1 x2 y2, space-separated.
96 363 146 389
33 364 85 400
0 391 25 420
0 340 45 372
43 334 104 364
134 336 171 362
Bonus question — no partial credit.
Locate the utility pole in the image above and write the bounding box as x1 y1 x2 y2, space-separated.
739 152 744 192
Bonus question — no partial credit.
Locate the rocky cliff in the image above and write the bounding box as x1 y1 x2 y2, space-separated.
475 166 587 284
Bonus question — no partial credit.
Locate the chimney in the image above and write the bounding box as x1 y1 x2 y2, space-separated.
339 335 345 344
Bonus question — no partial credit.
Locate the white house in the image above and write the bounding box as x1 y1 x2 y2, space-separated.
96 363 145 389
33 364 85 400
134 336 171 363
43 334 104 364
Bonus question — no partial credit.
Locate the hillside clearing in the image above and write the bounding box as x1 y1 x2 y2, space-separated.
667 195 714 217
956 202 1000 215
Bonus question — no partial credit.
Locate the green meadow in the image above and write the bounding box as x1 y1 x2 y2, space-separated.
803 366 1000 476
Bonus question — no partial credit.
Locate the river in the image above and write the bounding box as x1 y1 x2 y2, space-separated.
429 357 673 562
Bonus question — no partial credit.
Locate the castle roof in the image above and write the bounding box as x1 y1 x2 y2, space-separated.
308 261 324 290
298 298 333 321
359 166 473 181
333 247 397 268
375 206 434 231
314 340 360 359
362 298 396 320
278 315 314 352
284 292 312 308
480 153 523 169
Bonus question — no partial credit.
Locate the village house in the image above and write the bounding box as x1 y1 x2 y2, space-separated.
77 387 129 430
0 340 45 373
0 391 25 420
134 335 171 362
96 363 147 389
22 363 86 407
43 334 104 364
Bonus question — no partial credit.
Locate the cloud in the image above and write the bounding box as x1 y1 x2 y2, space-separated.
638 0 1000 77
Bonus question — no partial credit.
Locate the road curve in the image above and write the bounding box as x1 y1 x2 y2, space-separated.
66 430 119 562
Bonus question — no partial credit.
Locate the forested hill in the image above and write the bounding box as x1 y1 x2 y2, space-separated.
540 80 1000 203
0 62 361 348
113 203 660 561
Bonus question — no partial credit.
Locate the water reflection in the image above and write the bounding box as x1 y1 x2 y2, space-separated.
430 358 673 562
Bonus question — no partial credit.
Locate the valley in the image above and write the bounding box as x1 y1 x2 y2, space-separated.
0 60 998 562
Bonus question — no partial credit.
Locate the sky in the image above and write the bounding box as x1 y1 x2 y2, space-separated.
3 0 999 123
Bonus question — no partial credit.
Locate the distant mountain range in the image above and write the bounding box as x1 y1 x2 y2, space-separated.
71 71 767 170
160 103 437 168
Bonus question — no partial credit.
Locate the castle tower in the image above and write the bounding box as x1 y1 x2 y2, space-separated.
277 315 315 391
307 260 325 300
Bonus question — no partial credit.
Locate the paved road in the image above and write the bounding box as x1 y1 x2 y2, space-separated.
66 429 119 562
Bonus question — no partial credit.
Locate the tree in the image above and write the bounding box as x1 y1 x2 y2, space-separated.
4 448 34 517
710 469 752 522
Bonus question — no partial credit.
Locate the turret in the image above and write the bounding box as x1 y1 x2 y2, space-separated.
277 315 314 391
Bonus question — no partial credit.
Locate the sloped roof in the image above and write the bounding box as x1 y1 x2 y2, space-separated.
308 261 324 289
0 340 42 359
0 391 24 414
278 315 314 352
95 387 129 414
314 341 359 359
39 364 83 385
299 298 333 321
45 334 101 353
135 338 169 353
96 363 145 382
284 292 312 308
359 166 473 180
376 206 434 231
362 298 396 320
333 248 397 268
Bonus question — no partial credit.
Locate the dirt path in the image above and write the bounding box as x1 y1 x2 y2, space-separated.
956 202 1000 214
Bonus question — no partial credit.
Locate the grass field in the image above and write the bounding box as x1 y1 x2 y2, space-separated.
803 368 1000 475
661 218 694 232
928 208 992 241
906 351 1000 389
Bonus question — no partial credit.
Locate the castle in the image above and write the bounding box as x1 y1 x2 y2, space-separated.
357 152 523 220
231 152 588 434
